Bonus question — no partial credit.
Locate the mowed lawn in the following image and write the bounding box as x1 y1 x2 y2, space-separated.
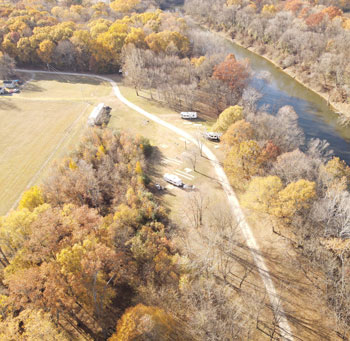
0 73 111 215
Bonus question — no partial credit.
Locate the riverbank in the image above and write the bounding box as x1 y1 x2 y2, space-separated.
203 25 350 125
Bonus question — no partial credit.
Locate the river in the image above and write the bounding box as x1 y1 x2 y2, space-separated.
212 31 350 163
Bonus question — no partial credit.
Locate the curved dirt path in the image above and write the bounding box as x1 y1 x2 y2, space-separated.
16 69 293 340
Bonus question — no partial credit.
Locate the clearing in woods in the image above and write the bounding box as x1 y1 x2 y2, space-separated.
0 73 111 215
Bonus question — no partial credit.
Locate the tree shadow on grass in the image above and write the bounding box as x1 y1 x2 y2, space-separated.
147 146 163 178
32 73 109 86
0 98 18 110
146 146 176 199
225 236 339 340
22 81 44 92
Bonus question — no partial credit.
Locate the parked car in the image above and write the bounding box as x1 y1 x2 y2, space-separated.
8 88 19 94
155 183 164 190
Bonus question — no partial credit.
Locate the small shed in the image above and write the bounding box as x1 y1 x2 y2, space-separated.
87 103 111 126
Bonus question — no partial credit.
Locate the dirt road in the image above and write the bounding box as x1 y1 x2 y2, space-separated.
16 69 293 340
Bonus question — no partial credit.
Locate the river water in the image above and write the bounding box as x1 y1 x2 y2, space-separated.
214 33 350 163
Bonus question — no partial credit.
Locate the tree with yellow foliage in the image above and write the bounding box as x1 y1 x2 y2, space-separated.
322 157 350 188
273 179 316 219
18 186 44 211
145 30 190 56
212 106 243 133
262 4 277 15
110 0 140 13
191 56 206 67
224 140 262 189
243 177 316 220
125 27 146 48
242 176 283 213
0 309 69 341
0 204 49 266
343 18 350 30
56 238 118 311
37 39 55 64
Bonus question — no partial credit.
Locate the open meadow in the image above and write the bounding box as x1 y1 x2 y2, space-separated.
0 72 111 214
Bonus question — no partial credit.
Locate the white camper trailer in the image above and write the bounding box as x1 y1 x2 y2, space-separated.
180 112 197 119
87 103 111 126
163 173 183 187
204 132 222 141
3 80 18 89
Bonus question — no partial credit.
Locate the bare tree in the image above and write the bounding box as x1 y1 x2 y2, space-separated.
0 53 15 79
195 131 205 157
311 188 350 238
183 190 208 229
182 147 199 171
272 149 320 184
122 45 147 96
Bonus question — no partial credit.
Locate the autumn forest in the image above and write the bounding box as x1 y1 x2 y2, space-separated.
1 0 350 340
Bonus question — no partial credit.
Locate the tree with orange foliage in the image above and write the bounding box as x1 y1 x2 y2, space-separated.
284 0 303 14
260 140 280 165
322 6 343 19
213 54 250 95
305 12 325 29
37 39 55 64
221 119 255 147
109 304 188 341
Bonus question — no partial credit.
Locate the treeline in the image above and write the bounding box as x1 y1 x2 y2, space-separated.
0 0 252 115
185 0 350 112
0 0 190 72
212 94 350 335
0 128 253 340
123 46 250 115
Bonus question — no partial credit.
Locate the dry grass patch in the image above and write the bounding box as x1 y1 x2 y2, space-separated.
0 73 111 214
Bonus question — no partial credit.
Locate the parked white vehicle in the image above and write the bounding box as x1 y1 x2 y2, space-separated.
163 173 183 187
3 80 18 89
180 111 197 119
204 132 222 141
0 87 6 95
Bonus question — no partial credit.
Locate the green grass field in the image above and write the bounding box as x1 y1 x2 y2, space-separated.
0 73 111 215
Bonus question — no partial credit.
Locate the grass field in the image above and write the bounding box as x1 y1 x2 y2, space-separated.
111 85 341 340
0 72 111 215
107 86 239 245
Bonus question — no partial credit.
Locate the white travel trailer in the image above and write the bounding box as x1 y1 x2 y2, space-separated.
3 80 18 89
87 103 111 126
204 132 222 141
163 173 183 187
180 112 197 119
